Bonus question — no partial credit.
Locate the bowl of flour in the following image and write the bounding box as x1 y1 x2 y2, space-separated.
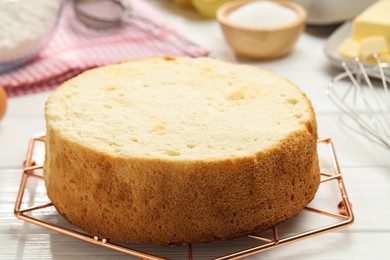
0 0 63 72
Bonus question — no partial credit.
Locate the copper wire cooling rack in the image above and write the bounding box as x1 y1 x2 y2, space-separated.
14 134 354 259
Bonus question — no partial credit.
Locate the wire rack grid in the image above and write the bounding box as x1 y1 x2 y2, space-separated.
14 134 354 259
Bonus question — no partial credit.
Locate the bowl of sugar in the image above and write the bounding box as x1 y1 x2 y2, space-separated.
0 0 63 72
217 0 307 59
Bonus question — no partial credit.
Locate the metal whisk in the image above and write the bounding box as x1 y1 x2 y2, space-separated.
327 55 390 149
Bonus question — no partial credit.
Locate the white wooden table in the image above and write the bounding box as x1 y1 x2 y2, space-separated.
1 1 389 259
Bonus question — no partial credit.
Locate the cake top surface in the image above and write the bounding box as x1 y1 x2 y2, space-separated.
46 57 315 160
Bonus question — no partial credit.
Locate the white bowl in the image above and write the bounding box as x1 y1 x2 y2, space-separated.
291 0 377 25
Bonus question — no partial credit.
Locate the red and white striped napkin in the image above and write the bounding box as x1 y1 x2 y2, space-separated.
0 0 208 97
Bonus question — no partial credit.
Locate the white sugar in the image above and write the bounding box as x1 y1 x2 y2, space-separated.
228 1 299 28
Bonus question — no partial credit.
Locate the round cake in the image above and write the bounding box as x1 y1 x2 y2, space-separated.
44 57 320 245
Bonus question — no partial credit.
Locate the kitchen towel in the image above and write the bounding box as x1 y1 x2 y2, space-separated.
0 0 208 97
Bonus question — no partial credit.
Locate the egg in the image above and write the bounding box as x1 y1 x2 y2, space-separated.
0 86 7 121
192 0 233 18
174 0 193 7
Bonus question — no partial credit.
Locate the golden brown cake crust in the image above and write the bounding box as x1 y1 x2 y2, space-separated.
44 57 320 245
44 129 319 245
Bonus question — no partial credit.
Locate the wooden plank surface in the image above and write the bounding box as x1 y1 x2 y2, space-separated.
1 0 389 259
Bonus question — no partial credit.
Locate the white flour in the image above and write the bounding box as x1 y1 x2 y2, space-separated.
0 0 62 65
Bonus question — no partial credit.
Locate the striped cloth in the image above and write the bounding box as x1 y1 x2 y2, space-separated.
0 0 208 97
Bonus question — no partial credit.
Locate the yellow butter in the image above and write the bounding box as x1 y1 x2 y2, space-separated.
353 0 390 45
338 38 360 60
360 35 388 59
379 53 390 63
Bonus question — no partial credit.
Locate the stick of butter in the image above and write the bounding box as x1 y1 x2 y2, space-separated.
360 35 388 59
338 38 360 60
380 53 390 63
339 0 390 62
353 0 390 45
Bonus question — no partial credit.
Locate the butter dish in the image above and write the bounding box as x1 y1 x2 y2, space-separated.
324 22 390 78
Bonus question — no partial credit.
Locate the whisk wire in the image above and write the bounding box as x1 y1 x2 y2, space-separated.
327 55 390 149
361 59 390 137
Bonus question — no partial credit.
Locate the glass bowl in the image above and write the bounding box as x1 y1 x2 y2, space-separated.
0 0 63 72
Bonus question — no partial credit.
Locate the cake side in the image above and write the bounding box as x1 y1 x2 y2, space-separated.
44 56 320 245
44 124 319 244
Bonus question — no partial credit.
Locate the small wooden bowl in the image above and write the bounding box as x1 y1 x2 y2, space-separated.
217 0 307 59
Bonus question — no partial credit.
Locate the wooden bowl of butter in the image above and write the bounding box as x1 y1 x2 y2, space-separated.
217 0 307 59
